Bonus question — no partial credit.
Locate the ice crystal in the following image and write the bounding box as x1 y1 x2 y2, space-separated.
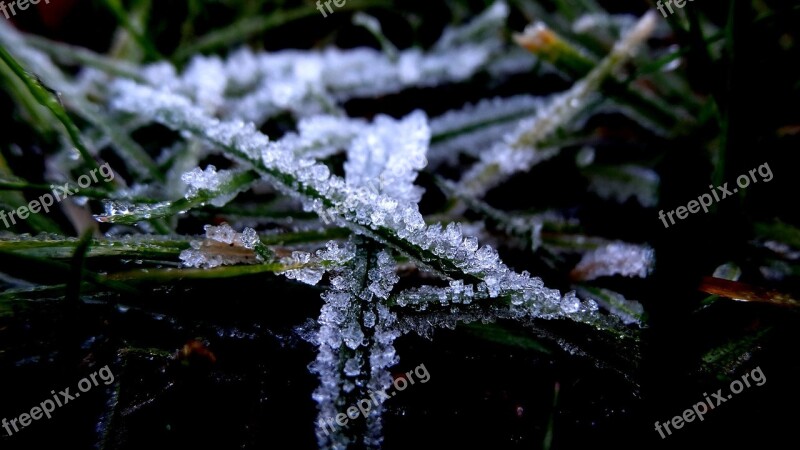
310 246 399 449
577 287 644 326
344 111 430 204
586 165 660 207
179 223 264 268
571 242 655 281
560 291 582 314
281 240 357 286
181 165 242 207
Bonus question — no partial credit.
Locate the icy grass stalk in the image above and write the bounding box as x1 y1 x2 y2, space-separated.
311 246 399 449
517 15 682 134
434 1 509 51
513 21 597 78
23 33 145 82
584 164 660 207
570 242 655 281
390 278 620 336
352 13 398 61
0 233 191 259
179 223 272 268
430 95 546 143
280 240 358 286
576 286 644 326
456 11 659 199
427 95 545 166
96 170 258 224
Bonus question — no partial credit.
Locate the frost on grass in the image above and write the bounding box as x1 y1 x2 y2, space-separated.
576 286 645 326
428 95 545 167
2 5 673 448
281 240 357 286
456 12 658 199
180 223 265 268
109 77 636 334
586 164 660 207
181 165 241 207
310 246 400 450
123 2 513 128
52 7 656 446
344 111 430 204
571 242 655 281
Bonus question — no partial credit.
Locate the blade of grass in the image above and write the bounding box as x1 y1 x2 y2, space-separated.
66 230 94 303
101 0 162 61
0 153 62 233
95 170 259 225
172 0 392 62
23 33 145 81
0 45 101 174
0 249 138 294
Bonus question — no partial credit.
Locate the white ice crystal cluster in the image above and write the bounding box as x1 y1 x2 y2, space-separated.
281 240 357 286
577 287 644 326
310 247 400 449
586 165 660 207
344 111 430 204
180 165 240 207
179 223 263 268
572 242 655 281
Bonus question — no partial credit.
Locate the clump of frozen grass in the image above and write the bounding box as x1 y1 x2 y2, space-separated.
108 10 659 334
0 6 666 450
